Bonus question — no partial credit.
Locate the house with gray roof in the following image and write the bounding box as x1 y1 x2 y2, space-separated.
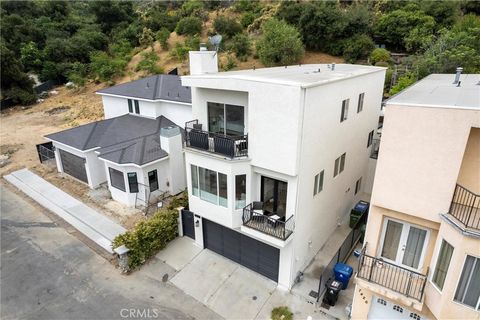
45 75 191 207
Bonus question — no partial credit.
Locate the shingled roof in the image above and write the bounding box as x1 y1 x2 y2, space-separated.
45 114 180 166
96 74 191 104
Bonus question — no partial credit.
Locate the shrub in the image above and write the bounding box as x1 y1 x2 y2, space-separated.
89 51 127 82
213 16 242 39
389 72 417 96
222 54 237 71
181 0 204 18
156 27 170 50
175 16 202 36
5 86 37 105
271 306 293 320
370 48 391 65
167 190 189 210
112 208 178 269
229 33 252 61
241 12 256 28
109 39 133 61
139 27 155 49
135 51 164 75
341 34 375 63
256 18 305 67
170 36 199 62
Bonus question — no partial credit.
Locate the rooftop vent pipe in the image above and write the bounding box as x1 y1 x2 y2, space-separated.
453 67 463 84
331 63 335 71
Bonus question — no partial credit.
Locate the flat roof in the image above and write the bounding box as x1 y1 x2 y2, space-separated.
184 64 385 87
386 73 480 109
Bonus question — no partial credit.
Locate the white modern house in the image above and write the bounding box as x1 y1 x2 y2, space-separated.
180 50 386 289
45 75 191 207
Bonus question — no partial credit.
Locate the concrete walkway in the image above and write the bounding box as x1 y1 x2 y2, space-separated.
4 168 126 253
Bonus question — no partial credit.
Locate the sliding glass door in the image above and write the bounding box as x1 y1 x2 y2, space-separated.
380 218 428 270
261 176 287 217
207 102 245 136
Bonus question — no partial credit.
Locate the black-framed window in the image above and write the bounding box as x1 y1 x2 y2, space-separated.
340 99 349 122
313 170 324 196
207 102 245 136
191 165 228 208
148 170 158 191
454 255 480 310
334 153 346 177
128 99 133 113
355 177 362 195
357 93 365 113
127 172 138 193
109 167 125 191
134 100 140 114
367 130 374 147
235 174 246 209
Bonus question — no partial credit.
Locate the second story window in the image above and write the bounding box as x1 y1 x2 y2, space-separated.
340 99 349 122
432 239 454 290
313 170 324 196
191 164 228 208
454 255 480 310
128 99 140 114
357 93 365 113
334 153 346 177
367 130 374 147
208 102 245 136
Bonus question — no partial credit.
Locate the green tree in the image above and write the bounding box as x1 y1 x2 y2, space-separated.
370 48 391 65
213 16 242 39
90 0 133 34
20 41 44 73
139 27 155 49
175 16 202 36
181 0 204 17
89 51 127 82
341 34 375 63
389 72 417 96
256 19 305 67
156 28 170 50
229 33 252 61
136 51 163 75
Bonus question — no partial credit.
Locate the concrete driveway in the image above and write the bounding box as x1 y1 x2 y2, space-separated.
171 250 277 319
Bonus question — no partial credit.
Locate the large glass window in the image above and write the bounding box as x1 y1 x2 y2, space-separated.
235 175 246 209
109 167 125 191
127 172 138 193
148 170 158 191
454 255 480 310
432 239 454 290
191 165 228 207
207 102 245 136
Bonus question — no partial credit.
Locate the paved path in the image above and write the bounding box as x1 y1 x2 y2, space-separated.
4 168 125 253
1 185 220 320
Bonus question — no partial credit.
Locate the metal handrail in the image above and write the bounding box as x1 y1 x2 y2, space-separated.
357 252 428 301
242 203 294 240
449 184 480 230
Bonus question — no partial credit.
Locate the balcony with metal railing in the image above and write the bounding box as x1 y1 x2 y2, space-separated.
184 120 248 159
242 202 294 240
357 244 429 302
447 184 480 232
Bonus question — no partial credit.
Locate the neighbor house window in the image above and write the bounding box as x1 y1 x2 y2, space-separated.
367 130 374 148
208 102 245 136
355 177 362 195
128 99 133 113
340 99 349 122
148 170 158 191
454 255 480 310
134 100 140 114
432 239 454 290
109 167 125 191
334 153 346 177
191 165 228 207
235 174 246 209
128 99 140 114
127 172 138 193
313 170 324 196
357 93 365 113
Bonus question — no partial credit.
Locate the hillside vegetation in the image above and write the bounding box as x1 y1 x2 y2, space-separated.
1 0 479 105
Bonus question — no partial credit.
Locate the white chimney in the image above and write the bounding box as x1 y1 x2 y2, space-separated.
160 126 186 194
189 49 218 75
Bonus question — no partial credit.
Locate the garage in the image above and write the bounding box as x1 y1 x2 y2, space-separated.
202 219 279 282
59 149 88 183
368 296 425 320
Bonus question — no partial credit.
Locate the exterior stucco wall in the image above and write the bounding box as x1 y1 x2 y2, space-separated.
456 127 480 194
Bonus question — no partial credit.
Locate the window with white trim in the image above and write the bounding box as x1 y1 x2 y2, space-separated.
432 239 454 290
191 165 228 207
454 255 480 310
357 93 365 113
128 99 140 114
334 153 346 177
340 99 349 122
109 167 125 191
313 170 324 196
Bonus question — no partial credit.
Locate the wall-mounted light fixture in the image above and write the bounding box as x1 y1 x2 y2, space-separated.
195 220 200 227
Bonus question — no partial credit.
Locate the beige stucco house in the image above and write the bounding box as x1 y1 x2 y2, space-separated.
351 72 480 319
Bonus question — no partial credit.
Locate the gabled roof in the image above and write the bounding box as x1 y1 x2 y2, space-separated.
45 114 180 166
96 74 192 103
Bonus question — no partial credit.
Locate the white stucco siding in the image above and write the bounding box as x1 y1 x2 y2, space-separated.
372 104 480 221
292 70 385 272
102 95 128 119
155 101 192 127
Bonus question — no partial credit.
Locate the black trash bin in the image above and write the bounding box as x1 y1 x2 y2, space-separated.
322 278 343 306
350 200 369 228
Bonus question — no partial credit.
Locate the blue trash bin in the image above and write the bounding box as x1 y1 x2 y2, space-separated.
334 263 354 289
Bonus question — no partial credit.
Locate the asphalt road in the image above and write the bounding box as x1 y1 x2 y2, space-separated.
0 184 220 320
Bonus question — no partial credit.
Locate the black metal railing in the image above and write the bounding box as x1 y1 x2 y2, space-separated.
449 184 480 230
370 139 380 159
185 119 248 158
242 203 294 240
357 245 428 302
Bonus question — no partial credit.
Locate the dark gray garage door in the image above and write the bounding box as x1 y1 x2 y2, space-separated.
59 149 88 183
203 219 280 282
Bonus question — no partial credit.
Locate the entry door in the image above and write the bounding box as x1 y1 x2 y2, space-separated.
261 176 287 217
380 218 428 270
